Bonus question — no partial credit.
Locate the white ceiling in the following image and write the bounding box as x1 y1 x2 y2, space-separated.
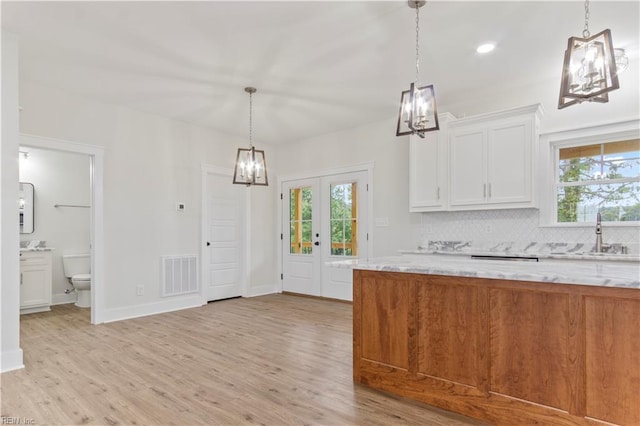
2 1 638 145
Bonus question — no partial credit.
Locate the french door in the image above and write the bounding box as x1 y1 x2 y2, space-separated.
281 171 368 301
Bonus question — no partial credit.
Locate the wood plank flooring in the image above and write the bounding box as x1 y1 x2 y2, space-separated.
1 294 484 425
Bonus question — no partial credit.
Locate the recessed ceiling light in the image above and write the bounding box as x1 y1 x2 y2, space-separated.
476 43 495 54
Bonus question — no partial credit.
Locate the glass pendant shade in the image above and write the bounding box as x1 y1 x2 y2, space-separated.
396 83 439 137
558 28 619 109
232 146 268 186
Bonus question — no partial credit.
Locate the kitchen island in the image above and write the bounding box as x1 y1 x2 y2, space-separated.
346 255 640 425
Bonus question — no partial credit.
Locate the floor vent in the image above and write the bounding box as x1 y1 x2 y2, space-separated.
161 255 198 297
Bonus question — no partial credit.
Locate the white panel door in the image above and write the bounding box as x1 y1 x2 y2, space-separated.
320 171 368 301
205 172 245 301
282 179 321 296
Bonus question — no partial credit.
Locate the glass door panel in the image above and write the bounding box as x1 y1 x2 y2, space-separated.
289 187 313 254
330 182 358 256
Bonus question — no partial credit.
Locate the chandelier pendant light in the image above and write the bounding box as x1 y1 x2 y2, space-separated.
558 0 619 109
396 0 439 138
233 87 268 186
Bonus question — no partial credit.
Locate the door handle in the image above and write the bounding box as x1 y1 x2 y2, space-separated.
314 241 320 246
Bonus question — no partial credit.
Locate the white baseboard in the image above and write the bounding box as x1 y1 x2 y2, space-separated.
246 282 278 298
52 292 76 305
101 294 205 324
1 348 24 373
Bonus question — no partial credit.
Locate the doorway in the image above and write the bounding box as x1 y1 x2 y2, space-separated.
201 166 248 302
19 134 104 324
281 168 370 301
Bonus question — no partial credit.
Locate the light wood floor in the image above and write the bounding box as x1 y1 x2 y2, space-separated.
1 294 484 425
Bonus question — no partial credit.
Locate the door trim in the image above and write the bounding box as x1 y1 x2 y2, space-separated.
201 165 250 300
277 161 374 293
20 133 105 324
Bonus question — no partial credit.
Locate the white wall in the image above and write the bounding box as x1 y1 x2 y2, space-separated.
19 147 91 304
1 31 24 372
18 80 278 321
443 57 640 135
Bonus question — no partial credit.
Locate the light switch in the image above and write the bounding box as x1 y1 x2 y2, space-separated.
375 217 390 227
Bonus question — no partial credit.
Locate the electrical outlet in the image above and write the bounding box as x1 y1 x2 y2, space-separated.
176 202 185 212
136 285 144 296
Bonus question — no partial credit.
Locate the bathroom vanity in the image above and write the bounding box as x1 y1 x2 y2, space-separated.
19 250 52 314
348 255 640 425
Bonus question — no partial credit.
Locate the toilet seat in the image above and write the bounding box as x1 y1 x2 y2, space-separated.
72 274 91 281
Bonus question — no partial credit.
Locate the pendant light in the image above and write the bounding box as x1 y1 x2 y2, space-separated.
558 0 619 109
396 0 439 138
232 87 268 186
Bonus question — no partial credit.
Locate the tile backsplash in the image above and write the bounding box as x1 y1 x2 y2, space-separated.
419 208 640 255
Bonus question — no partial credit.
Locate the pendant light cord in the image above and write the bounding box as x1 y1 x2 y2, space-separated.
415 4 420 85
248 91 253 149
583 0 590 38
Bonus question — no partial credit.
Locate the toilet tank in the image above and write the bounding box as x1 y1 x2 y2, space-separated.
62 254 90 278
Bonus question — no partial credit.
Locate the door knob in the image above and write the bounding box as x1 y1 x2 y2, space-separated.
314 241 320 246
206 242 211 246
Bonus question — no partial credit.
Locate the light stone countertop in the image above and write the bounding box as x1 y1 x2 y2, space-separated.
330 254 640 289
399 249 640 263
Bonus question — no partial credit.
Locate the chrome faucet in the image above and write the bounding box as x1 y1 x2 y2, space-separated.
594 212 610 253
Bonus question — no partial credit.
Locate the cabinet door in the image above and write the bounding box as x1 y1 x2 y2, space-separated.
487 120 532 205
20 264 51 308
449 128 486 207
409 132 445 211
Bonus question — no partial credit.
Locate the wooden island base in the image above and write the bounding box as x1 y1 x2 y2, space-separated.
353 270 640 425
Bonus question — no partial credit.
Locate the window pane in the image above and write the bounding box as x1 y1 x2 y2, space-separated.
331 184 352 219
289 186 312 255
330 181 358 257
289 223 297 254
331 219 344 255
559 157 601 182
302 221 312 244
301 187 312 220
602 153 640 179
344 220 353 256
557 181 640 222
559 140 640 182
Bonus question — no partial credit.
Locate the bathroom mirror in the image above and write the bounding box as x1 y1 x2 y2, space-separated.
19 182 34 234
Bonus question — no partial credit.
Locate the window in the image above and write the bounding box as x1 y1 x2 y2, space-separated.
330 182 358 256
555 139 640 223
289 187 313 254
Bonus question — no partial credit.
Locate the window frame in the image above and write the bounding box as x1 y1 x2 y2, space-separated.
539 119 640 228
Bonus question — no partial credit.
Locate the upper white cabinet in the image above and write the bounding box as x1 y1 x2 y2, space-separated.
449 104 542 210
20 250 52 314
409 113 455 212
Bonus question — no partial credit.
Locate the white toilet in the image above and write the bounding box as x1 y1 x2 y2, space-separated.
62 254 91 308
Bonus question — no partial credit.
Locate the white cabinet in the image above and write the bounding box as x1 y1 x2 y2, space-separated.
409 113 455 212
20 250 52 314
449 104 542 210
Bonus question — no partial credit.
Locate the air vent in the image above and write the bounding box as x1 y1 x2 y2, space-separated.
161 255 198 297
